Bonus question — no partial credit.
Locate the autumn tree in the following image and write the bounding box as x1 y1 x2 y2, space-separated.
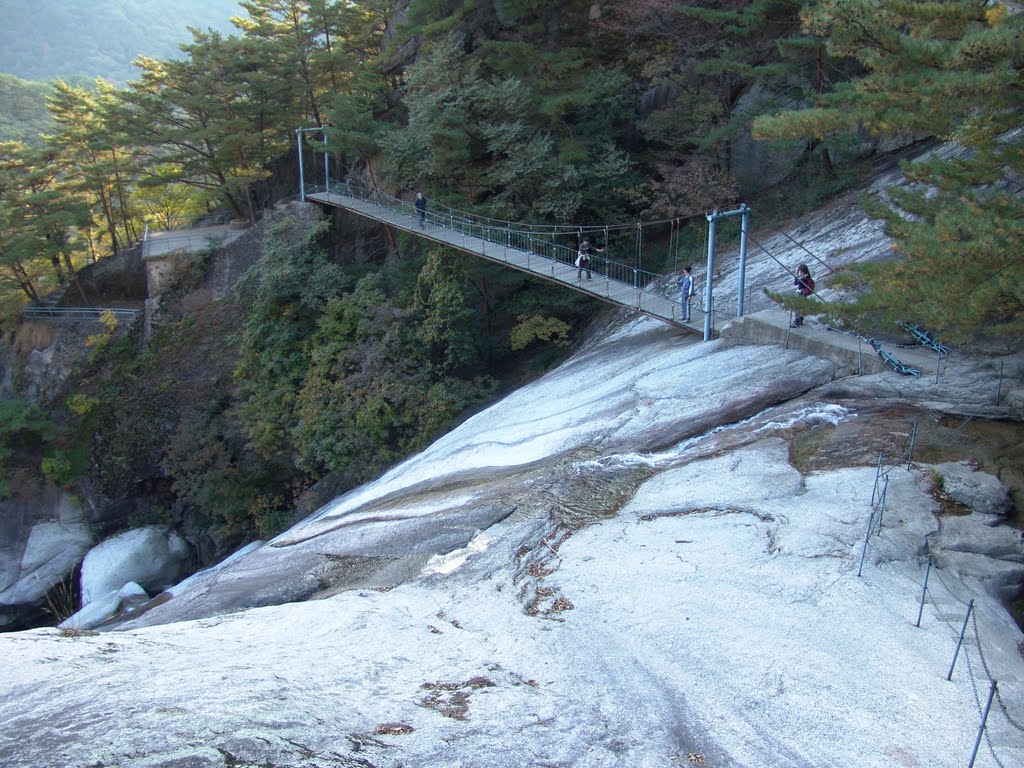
0 140 92 304
0 142 49 305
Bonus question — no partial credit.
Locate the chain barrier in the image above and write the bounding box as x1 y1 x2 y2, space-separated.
858 434 1023 767
973 610 1024 733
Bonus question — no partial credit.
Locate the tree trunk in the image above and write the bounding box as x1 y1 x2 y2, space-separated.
62 251 89 304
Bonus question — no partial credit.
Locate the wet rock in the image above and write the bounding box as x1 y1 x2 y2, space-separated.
928 461 1012 519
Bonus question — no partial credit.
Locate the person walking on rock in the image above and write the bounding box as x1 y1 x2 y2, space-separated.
677 265 695 322
576 238 602 280
415 192 427 228
791 263 814 328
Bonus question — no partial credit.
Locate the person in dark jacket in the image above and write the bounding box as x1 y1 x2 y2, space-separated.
414 192 426 228
576 238 603 280
791 263 814 327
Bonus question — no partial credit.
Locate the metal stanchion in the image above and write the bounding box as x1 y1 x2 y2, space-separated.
947 599 974 681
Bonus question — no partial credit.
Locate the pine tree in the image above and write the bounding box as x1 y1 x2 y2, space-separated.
755 0 1024 341
0 140 92 304
45 79 139 254
117 30 290 223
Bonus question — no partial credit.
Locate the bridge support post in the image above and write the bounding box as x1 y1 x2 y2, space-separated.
295 126 327 200
704 213 717 341
296 129 305 202
737 205 750 317
704 204 751 340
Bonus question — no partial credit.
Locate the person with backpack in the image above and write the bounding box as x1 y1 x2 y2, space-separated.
575 238 603 280
792 263 814 328
677 265 695 322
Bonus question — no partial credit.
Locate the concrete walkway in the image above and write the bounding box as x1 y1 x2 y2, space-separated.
143 224 247 259
722 309 949 377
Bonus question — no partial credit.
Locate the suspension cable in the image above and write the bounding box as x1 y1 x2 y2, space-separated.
746 233 830 303
779 230 835 275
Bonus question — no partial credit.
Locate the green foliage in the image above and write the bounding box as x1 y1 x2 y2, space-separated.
0 398 62 497
234 215 349 458
291 265 496 478
510 315 570 351
46 79 142 254
0 74 52 144
40 455 74 488
383 30 639 223
415 250 484 376
133 166 206 230
84 310 120 358
66 394 100 417
163 409 293 540
0 398 60 446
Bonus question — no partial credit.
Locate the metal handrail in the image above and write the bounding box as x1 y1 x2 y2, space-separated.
143 212 232 233
22 306 141 322
314 181 669 294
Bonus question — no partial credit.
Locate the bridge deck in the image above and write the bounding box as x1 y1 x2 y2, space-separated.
308 191 709 334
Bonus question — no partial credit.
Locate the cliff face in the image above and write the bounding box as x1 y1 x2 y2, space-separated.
0 204 313 628
1 313 1022 767
1 139 1023 765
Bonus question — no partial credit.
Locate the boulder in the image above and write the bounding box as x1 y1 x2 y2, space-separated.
930 513 1024 602
928 462 1012 519
0 492 92 628
60 582 150 631
79 527 190 606
730 81 810 195
1006 387 1024 422
0 521 92 606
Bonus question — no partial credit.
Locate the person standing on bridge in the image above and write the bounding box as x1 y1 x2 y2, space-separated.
677 265 695 322
576 238 602 280
415 191 427 228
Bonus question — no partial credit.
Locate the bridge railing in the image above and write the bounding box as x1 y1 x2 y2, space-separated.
309 181 672 296
22 306 141 323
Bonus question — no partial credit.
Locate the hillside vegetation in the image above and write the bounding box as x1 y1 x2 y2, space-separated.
0 75 52 144
1 0 1021 568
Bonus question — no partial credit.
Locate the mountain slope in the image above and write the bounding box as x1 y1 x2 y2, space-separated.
1 318 1021 766
0 0 241 83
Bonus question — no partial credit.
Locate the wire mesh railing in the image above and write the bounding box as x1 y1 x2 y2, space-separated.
307 180 676 298
22 306 141 323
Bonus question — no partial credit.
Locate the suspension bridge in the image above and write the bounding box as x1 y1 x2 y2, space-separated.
305 183 697 331
296 128 946 373
296 123 755 338
304 180 757 337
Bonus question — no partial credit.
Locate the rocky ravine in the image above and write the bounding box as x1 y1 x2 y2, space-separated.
1 313 1022 768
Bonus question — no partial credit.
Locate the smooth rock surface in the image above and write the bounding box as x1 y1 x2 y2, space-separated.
79 526 190 606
